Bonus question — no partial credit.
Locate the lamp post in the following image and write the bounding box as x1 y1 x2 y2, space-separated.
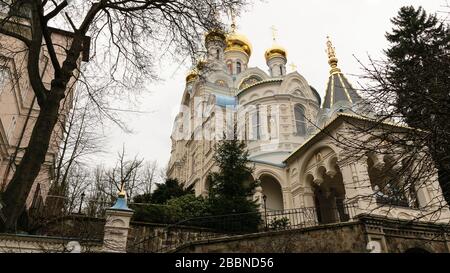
78 192 85 214
263 194 268 231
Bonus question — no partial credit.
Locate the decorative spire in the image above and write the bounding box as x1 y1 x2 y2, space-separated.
110 182 132 211
326 36 341 74
118 182 126 198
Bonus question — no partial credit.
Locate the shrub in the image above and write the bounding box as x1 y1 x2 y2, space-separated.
269 217 290 230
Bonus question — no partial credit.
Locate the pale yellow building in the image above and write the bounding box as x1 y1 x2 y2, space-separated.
0 4 90 210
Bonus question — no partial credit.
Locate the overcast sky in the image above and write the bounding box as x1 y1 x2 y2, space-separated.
93 0 447 169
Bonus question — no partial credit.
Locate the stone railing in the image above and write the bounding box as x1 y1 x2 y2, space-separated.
0 233 102 253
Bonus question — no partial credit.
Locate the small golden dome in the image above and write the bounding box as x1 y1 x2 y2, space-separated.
186 69 198 83
265 43 287 61
225 32 252 56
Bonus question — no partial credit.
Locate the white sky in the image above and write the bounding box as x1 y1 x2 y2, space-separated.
94 0 447 169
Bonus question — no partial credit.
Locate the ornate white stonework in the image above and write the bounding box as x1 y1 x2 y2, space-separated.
167 30 450 224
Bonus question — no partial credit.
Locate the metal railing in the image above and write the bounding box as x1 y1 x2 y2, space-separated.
129 202 358 253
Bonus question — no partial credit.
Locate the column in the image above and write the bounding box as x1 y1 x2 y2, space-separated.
103 192 133 253
340 162 376 216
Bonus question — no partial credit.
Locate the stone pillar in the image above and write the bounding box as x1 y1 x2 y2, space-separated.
282 187 292 210
103 192 133 253
340 162 376 216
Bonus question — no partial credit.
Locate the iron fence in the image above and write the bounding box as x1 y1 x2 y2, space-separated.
130 202 358 253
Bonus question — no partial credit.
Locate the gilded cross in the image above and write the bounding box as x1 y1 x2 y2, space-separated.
289 63 297 72
230 8 236 32
270 25 278 42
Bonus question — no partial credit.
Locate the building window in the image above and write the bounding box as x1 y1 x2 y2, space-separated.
227 61 233 74
267 106 272 140
216 49 220 60
0 66 7 95
244 112 249 141
6 115 16 143
31 183 43 212
367 156 411 208
279 65 283 76
294 104 306 135
251 108 258 140
236 61 242 74
251 105 262 140
191 154 196 175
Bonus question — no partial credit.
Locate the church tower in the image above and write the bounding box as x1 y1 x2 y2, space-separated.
224 19 252 75
205 29 227 63
265 26 287 77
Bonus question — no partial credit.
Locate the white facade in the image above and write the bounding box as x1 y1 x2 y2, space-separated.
167 30 450 224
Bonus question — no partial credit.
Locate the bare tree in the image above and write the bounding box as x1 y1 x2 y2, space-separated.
0 0 249 231
83 147 148 217
41 89 104 216
103 146 143 199
140 160 159 195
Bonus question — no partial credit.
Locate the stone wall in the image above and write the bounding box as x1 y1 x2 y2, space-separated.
360 215 450 253
176 221 367 253
175 215 450 253
33 215 225 252
30 214 450 253
127 221 225 252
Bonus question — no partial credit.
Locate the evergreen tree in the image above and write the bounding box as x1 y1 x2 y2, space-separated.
206 132 260 232
133 178 193 204
385 6 450 203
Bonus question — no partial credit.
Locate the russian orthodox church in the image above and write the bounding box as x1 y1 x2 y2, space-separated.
167 23 450 225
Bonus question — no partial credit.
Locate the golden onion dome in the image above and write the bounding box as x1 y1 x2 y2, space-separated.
186 69 198 83
264 43 287 61
225 32 252 57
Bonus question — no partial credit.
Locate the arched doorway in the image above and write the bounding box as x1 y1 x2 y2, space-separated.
313 165 348 224
303 147 350 225
259 174 284 211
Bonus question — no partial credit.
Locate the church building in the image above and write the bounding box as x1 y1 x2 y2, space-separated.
167 23 450 226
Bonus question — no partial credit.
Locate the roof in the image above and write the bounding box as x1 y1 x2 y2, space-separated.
322 72 361 109
215 94 237 108
309 85 322 106
283 113 416 163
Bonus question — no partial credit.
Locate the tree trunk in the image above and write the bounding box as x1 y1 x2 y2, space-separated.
438 167 450 206
1 96 61 232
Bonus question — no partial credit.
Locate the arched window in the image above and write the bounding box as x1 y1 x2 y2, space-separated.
7 115 17 143
267 106 272 140
367 156 410 208
236 61 242 74
251 105 261 140
227 61 232 74
294 104 306 135
279 65 283 76
216 49 220 60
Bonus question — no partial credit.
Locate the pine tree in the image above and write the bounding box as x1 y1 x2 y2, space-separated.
385 6 450 203
206 132 260 232
134 178 193 204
